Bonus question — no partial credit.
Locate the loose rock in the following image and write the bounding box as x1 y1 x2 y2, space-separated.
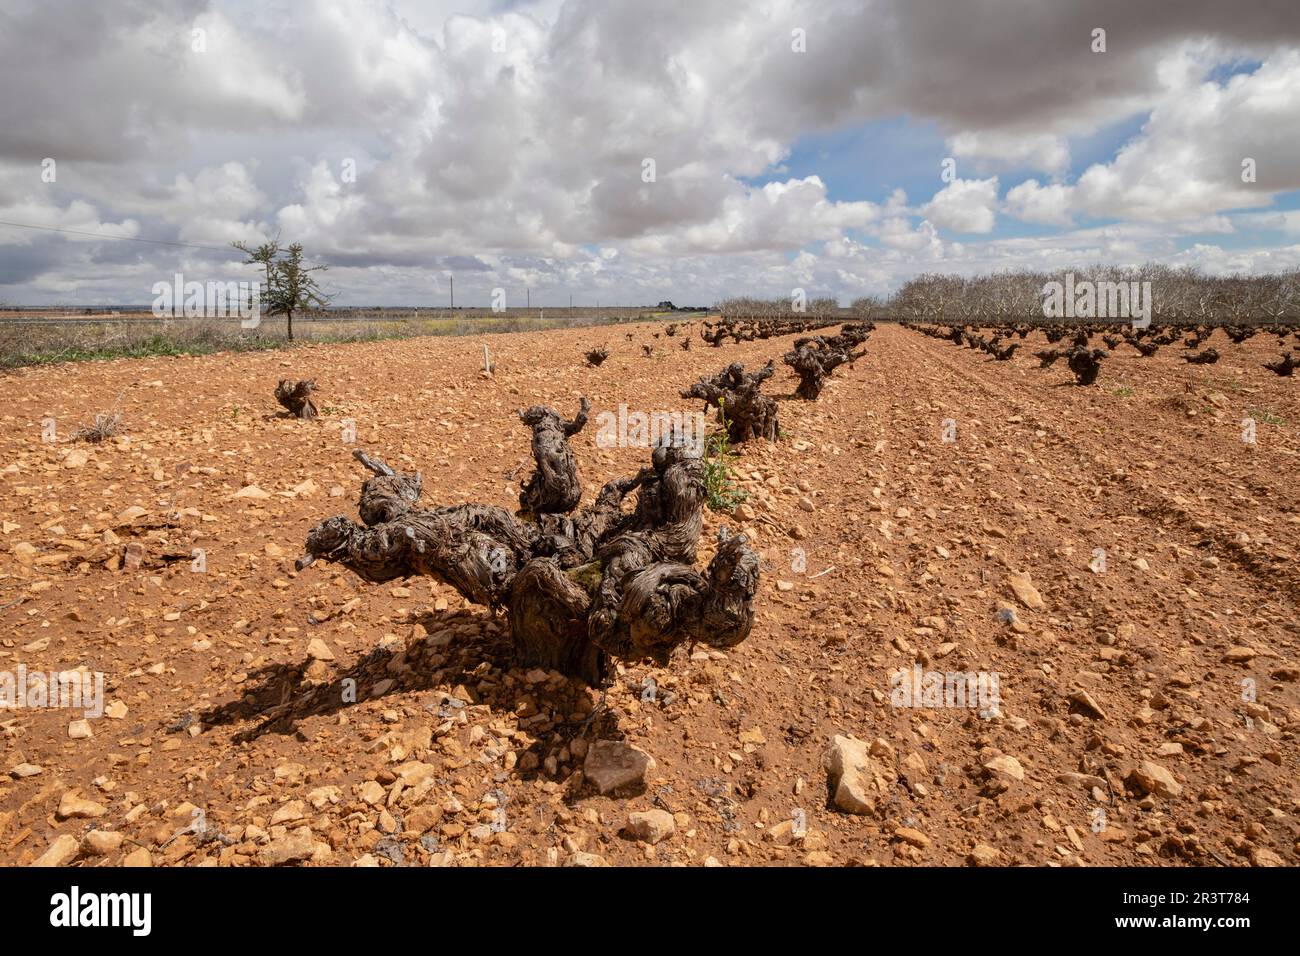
584 741 655 796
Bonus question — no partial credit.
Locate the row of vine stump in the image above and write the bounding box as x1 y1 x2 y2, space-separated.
279 315 872 688
910 320 1300 385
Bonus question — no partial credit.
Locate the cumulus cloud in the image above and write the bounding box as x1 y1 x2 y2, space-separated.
1072 49 1300 220
948 132 1071 176
873 218 944 256
0 164 140 246
0 0 1299 304
1004 180 1074 227
922 178 999 234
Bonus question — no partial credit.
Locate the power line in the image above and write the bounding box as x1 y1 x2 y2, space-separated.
0 219 236 253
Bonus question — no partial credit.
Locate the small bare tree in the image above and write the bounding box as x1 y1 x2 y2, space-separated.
266 244 331 341
232 239 331 341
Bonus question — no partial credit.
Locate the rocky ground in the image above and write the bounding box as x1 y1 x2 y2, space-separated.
1 320 1297 867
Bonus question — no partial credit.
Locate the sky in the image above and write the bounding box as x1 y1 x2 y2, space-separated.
1 0 1300 307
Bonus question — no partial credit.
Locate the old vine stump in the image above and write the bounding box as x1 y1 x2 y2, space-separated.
298 416 760 687
275 379 319 420
681 361 780 443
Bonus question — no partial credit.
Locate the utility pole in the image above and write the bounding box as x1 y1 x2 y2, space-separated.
449 275 454 309
526 288 530 308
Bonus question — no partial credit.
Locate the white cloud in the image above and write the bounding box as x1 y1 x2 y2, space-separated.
0 164 140 247
1004 179 1073 226
922 178 999 234
873 218 944 255
1071 49 1300 221
948 131 1070 174
2 0 1300 304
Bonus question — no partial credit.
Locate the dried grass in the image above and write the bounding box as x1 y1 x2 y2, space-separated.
72 409 125 443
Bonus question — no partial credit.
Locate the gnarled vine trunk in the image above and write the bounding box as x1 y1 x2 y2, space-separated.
275 379 318 420
681 361 780 443
518 398 589 515
297 417 760 687
782 338 867 400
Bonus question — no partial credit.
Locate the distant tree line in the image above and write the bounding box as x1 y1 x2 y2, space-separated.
717 267 1300 324
876 267 1300 324
715 295 843 318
